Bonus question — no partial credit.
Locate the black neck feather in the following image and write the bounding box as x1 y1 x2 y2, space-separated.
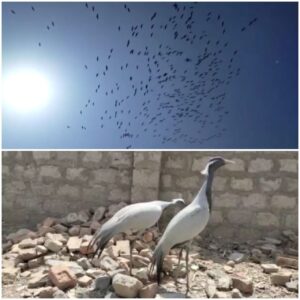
205 169 215 212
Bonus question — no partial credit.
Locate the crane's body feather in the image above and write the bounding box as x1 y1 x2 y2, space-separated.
89 199 184 259
151 157 232 289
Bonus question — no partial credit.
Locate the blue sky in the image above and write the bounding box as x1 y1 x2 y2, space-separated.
2 2 298 149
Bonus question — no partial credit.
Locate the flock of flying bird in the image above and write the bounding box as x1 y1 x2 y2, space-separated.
9 3 258 148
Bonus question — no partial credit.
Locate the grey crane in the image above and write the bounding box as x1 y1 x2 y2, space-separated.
150 157 234 293
88 198 185 274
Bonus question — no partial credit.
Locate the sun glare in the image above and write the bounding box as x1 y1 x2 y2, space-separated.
3 69 51 113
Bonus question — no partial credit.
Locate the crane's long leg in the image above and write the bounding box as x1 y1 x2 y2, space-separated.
174 247 183 286
185 244 190 295
129 230 143 276
129 239 134 276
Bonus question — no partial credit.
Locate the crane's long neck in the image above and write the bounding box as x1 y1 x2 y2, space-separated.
193 170 215 211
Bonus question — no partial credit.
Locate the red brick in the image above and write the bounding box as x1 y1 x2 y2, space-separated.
49 265 77 290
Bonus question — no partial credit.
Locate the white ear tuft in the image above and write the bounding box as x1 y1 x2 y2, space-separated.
201 164 209 175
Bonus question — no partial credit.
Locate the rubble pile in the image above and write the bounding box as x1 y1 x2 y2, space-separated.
2 204 299 298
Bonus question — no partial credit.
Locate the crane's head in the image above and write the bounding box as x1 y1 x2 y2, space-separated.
201 157 235 175
171 198 185 205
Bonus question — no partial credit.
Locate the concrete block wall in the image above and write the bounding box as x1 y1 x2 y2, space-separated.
2 151 298 241
158 151 298 241
2 151 134 234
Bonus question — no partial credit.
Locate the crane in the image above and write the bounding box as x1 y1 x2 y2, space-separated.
88 198 185 274
150 157 234 293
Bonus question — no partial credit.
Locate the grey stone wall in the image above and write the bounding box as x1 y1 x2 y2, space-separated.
2 151 298 241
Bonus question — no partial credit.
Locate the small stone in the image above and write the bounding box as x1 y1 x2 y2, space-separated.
49 265 77 290
77 257 91 270
285 280 298 292
205 279 217 298
260 244 277 255
69 225 80 236
261 263 280 274
285 248 298 256
227 260 235 267
231 288 242 298
270 271 292 286
17 262 28 271
282 230 297 242
36 237 45 245
139 248 152 259
2 267 19 284
92 206 106 222
108 268 128 277
67 236 82 252
100 256 120 271
42 217 57 227
134 240 146 251
228 252 244 263
94 275 111 290
264 237 282 245
34 286 56 298
53 223 68 233
45 259 84 277
107 245 119 259
18 248 38 261
232 276 253 294
90 221 101 232
104 292 118 298
53 289 68 298
132 254 150 268
80 227 92 237
78 275 93 287
112 273 143 298
132 267 149 283
139 283 158 298
251 248 264 263
7 228 37 244
36 245 48 255
223 265 233 274
28 257 44 268
21 270 31 278
209 243 218 251
116 240 130 256
276 256 298 269
64 211 89 225
86 268 106 279
28 271 49 288
19 238 37 249
217 276 232 291
38 226 56 236
44 238 63 253
3 240 13 252
143 231 154 243
80 239 95 255
191 264 199 271
215 291 229 298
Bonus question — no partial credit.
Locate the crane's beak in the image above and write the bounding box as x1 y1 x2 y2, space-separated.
225 159 235 164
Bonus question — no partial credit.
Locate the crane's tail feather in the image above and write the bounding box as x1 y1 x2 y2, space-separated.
87 229 113 258
150 245 165 285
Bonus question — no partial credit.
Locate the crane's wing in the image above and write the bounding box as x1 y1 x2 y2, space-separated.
159 205 209 249
88 202 161 256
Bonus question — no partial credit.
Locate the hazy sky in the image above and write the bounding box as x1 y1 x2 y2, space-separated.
2 2 298 149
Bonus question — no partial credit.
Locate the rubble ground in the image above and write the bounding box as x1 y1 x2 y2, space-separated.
2 204 298 298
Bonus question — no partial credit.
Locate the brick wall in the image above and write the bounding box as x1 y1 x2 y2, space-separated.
2 151 298 241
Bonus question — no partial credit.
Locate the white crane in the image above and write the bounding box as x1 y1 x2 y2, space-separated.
88 198 185 274
150 157 234 293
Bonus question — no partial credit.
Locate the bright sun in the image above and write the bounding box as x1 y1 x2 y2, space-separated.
3 69 51 113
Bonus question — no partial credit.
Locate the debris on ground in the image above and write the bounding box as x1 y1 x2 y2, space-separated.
2 205 298 298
